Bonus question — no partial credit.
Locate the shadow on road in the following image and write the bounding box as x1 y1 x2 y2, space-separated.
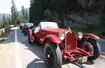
26 58 47 68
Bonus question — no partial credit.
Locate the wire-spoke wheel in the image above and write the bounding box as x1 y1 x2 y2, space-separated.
81 38 101 61
81 42 94 55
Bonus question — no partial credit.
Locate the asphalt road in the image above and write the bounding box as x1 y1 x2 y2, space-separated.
0 27 105 68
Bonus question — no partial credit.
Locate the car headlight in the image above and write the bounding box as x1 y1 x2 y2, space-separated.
59 32 65 40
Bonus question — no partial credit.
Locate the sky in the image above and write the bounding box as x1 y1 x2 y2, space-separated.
0 0 30 13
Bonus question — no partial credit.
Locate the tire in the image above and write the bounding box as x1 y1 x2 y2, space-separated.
44 42 62 68
80 38 101 61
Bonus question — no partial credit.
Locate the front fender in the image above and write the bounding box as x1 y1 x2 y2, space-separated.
84 33 100 39
28 29 33 36
43 35 62 45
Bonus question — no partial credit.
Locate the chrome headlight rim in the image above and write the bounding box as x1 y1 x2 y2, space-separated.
59 32 65 40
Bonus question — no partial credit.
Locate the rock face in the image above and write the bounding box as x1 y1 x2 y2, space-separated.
42 9 100 28
30 0 102 27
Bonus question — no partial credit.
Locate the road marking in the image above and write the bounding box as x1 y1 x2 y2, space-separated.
15 28 22 68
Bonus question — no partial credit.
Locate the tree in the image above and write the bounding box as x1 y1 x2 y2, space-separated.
2 15 9 28
2 14 6 28
30 0 45 25
11 0 19 25
7 16 12 25
21 6 29 23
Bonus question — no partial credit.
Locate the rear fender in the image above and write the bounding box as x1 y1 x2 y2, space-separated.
84 33 100 39
43 35 62 46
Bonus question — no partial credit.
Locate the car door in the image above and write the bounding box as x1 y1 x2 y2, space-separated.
35 26 46 43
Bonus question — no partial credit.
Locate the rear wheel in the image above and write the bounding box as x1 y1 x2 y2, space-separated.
44 42 62 68
80 38 101 61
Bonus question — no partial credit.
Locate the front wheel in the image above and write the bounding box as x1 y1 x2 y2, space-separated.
81 38 101 61
44 42 62 68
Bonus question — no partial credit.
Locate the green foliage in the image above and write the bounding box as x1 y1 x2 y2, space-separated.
21 6 29 23
2 15 9 28
11 0 19 25
30 0 45 25
7 16 11 25
29 0 82 26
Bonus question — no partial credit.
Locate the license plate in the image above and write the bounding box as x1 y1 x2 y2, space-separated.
82 57 87 63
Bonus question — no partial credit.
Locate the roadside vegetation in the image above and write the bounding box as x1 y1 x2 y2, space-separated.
0 0 29 29
0 0 29 42
11 0 29 25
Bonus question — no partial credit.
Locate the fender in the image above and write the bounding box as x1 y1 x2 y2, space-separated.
84 33 100 39
43 35 62 45
28 29 33 36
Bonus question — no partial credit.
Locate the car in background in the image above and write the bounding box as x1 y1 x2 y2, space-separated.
20 23 25 33
23 23 34 36
27 22 101 68
20 23 24 29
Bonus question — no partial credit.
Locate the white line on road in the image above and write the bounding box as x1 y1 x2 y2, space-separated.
15 28 22 68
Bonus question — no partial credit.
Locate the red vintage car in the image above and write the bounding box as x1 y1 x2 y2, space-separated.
27 22 100 68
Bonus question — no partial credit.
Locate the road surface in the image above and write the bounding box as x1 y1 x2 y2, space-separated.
0 27 105 68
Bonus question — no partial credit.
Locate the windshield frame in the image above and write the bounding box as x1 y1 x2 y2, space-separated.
40 22 59 29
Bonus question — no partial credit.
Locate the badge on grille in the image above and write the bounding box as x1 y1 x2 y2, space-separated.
67 44 71 49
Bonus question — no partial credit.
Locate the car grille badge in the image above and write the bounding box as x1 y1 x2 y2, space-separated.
67 44 71 49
